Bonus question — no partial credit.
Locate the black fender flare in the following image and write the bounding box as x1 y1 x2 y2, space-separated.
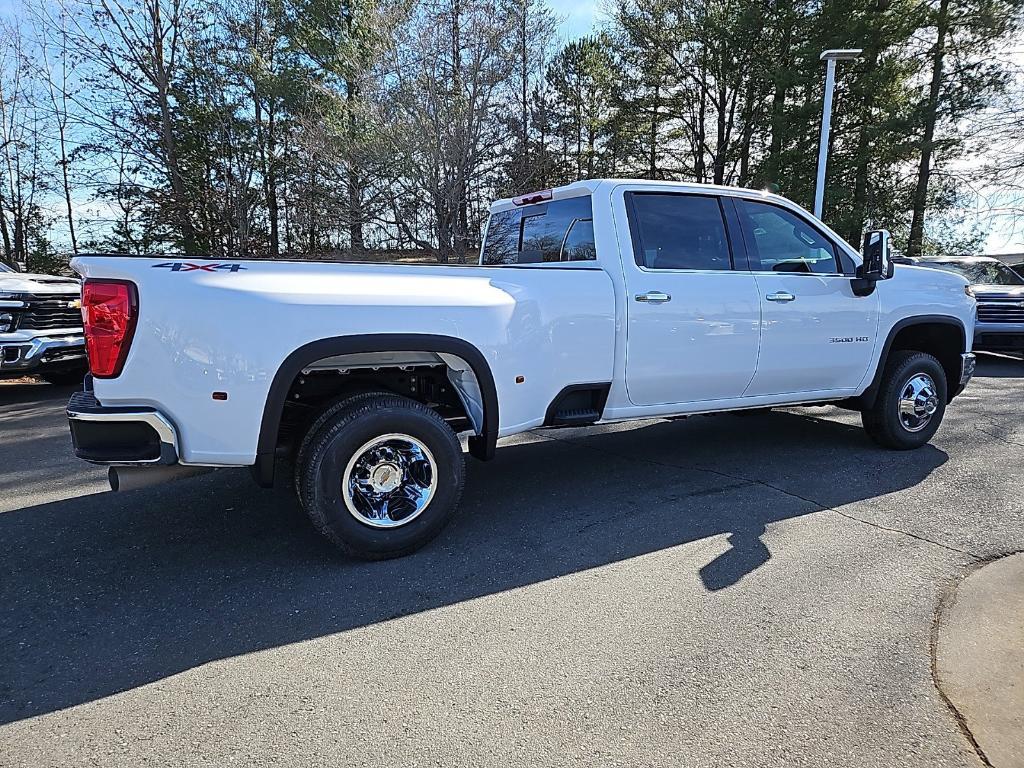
856 315 967 409
253 334 499 487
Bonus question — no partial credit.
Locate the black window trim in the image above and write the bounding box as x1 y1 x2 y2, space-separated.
624 191 738 273
733 196 853 277
721 196 751 271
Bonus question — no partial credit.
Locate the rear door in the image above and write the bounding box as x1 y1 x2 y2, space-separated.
620 191 762 406
732 198 878 396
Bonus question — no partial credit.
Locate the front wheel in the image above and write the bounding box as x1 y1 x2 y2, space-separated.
861 350 947 450
297 393 465 560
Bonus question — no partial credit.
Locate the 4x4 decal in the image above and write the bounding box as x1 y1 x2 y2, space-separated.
152 262 247 273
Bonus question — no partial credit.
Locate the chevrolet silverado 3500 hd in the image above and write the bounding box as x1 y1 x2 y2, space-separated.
67 179 977 559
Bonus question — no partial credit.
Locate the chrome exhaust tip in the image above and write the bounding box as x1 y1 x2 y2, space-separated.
108 465 213 492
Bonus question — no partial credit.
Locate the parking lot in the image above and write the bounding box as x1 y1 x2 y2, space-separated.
1 355 1022 767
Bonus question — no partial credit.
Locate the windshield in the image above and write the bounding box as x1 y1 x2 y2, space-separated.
0 262 12 273
918 260 1024 286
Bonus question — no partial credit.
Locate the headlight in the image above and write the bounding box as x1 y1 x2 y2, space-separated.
0 294 26 331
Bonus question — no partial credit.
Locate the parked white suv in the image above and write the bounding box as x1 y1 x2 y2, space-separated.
0 262 87 384
66 180 977 559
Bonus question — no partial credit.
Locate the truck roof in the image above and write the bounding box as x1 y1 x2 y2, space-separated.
488 178 791 213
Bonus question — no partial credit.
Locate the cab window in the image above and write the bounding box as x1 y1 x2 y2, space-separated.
561 219 596 261
482 196 595 265
481 209 521 265
737 200 841 275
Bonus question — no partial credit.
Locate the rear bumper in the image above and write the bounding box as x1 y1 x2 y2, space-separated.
0 333 85 374
67 390 179 465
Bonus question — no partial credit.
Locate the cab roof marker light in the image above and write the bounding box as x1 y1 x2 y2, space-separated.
512 189 553 206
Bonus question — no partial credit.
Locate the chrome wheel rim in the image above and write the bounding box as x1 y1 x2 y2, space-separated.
342 433 437 528
898 373 939 433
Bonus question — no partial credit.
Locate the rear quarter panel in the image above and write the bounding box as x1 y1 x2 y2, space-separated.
72 258 616 465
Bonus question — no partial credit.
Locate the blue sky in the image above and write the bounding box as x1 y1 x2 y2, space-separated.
4 0 1020 254
555 0 601 39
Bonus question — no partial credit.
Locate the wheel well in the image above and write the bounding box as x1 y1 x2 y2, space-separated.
888 322 963 399
254 335 499 487
848 318 966 411
278 354 478 455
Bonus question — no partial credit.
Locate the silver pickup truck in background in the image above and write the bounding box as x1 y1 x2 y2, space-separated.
0 262 87 384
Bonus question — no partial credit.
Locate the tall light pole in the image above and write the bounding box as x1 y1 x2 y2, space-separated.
813 49 862 219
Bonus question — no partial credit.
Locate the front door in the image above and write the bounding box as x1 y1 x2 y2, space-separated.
621 192 762 406
733 198 878 396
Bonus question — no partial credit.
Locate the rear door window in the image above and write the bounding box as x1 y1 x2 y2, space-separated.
626 193 733 271
482 196 595 265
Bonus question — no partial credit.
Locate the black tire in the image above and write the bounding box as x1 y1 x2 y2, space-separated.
39 368 86 386
297 393 465 560
292 390 389 508
861 350 947 450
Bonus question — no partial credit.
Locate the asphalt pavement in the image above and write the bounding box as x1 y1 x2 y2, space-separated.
1 355 1023 767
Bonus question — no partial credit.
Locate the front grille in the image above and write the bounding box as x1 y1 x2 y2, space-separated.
18 297 82 331
977 300 1024 324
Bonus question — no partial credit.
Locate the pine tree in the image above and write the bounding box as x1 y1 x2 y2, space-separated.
906 0 1024 256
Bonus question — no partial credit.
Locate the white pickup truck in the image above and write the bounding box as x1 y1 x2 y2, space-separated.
67 179 977 559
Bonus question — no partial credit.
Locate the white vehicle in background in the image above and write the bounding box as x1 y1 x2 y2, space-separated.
0 262 87 384
67 179 976 559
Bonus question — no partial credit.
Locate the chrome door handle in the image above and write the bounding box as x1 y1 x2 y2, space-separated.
766 291 796 303
635 291 672 304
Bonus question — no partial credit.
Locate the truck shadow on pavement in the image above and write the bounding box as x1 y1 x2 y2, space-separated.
0 406 948 723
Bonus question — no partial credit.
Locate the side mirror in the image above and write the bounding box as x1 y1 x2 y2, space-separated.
859 230 894 281
852 229 893 296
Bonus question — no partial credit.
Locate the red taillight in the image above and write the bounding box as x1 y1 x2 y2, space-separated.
81 279 138 378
